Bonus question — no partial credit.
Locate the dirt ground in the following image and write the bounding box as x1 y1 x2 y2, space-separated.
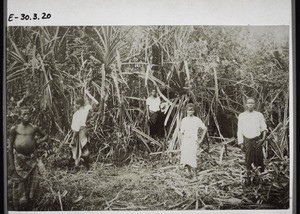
7 143 287 211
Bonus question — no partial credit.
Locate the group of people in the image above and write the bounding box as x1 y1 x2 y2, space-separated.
8 95 97 210
177 97 267 184
8 87 267 210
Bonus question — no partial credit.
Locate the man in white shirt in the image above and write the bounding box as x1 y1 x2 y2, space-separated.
70 95 97 169
146 89 161 138
237 97 267 185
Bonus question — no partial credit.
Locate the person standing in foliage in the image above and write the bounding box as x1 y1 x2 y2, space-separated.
146 88 161 138
237 97 267 186
179 103 207 181
157 102 169 138
70 94 97 169
8 106 49 210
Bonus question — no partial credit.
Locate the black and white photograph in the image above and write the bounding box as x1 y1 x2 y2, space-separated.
4 0 294 213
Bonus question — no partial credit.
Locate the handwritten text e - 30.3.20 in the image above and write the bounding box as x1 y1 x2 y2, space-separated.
8 13 51 22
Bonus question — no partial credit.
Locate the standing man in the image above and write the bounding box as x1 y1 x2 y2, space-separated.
237 97 267 186
70 92 98 170
179 103 207 181
8 106 49 210
146 88 161 138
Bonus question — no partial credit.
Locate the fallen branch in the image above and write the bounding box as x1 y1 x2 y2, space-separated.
57 191 63 211
183 200 196 210
159 165 178 171
215 197 242 205
150 147 206 156
50 138 61 143
105 186 126 210
238 203 276 209
219 145 225 163
150 150 179 155
93 145 109 170
169 199 189 209
169 186 184 197
195 192 199 210
137 136 152 152
131 126 161 147
221 137 236 145
105 201 112 210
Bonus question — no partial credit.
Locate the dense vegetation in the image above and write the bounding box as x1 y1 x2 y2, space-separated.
6 26 290 210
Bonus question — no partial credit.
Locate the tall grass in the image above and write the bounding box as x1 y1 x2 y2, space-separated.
6 25 289 161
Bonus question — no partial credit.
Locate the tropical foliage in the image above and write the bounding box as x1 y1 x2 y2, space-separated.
6 26 290 210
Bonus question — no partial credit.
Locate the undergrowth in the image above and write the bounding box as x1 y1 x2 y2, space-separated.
8 140 289 211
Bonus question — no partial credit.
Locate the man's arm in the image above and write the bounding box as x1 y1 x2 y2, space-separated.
178 129 184 147
8 126 23 179
85 90 99 109
198 127 207 144
197 118 207 144
257 113 267 146
178 120 185 146
145 98 150 121
259 113 267 132
35 127 49 143
261 130 267 140
146 106 150 120
257 130 267 147
8 127 17 174
237 114 244 145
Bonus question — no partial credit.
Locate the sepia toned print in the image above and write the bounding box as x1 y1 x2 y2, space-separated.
6 25 289 211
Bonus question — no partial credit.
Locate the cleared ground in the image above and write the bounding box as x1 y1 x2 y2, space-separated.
7 142 288 211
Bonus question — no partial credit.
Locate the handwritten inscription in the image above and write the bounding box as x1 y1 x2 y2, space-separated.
8 13 51 22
